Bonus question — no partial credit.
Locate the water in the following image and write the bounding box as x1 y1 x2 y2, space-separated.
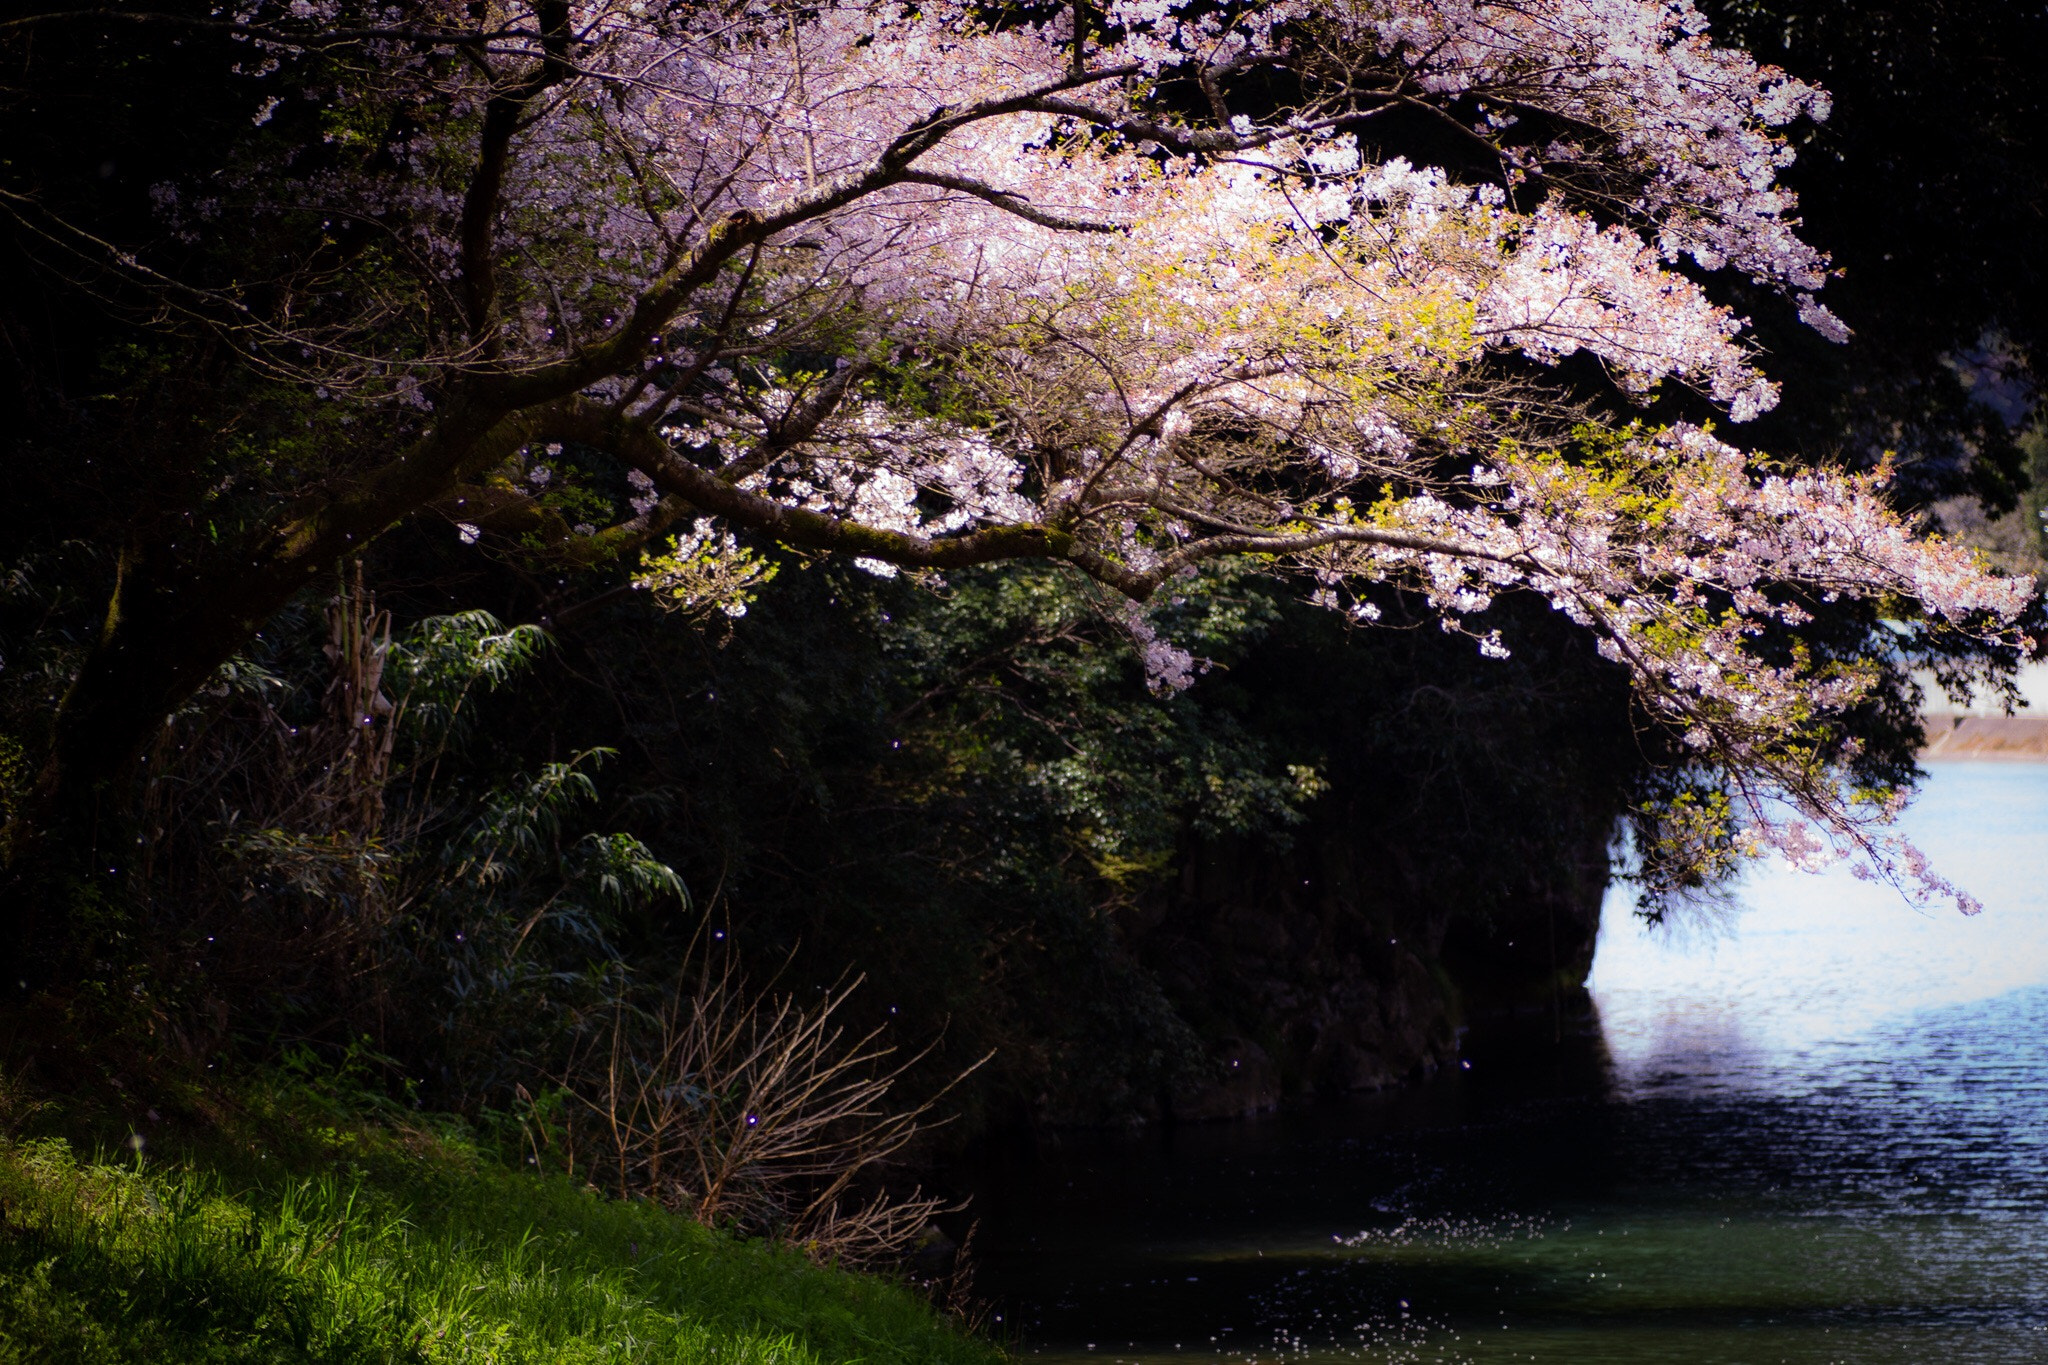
966 762 2048 1364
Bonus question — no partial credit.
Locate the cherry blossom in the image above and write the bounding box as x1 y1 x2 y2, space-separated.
42 1 2036 910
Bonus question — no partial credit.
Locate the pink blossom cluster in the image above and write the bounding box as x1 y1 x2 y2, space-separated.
1298 423 2031 907
190 2 2034 908
1102 0 1840 305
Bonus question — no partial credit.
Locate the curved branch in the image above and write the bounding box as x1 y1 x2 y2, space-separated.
539 398 1539 607
1149 524 1526 589
717 359 876 484
897 171 1123 234
544 399 1080 573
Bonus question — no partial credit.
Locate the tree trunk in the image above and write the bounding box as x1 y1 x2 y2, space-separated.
2 538 347 976
2 390 542 976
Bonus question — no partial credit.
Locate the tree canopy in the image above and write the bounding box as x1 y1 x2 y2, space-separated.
0 0 2037 932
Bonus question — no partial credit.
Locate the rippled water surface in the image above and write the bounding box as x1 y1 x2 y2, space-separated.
966 762 2048 1364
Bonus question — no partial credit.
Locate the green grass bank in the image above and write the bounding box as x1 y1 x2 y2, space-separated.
0 1079 1001 1365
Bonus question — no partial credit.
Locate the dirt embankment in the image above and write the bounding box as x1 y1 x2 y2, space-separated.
1922 715 2048 760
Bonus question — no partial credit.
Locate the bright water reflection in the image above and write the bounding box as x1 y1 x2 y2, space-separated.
967 762 2048 1364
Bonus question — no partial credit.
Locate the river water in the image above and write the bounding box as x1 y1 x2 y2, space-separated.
966 762 2048 1364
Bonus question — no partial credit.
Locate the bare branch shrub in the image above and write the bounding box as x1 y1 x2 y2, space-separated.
567 949 984 1269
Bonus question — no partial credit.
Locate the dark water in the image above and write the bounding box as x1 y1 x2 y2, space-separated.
966 763 2048 1364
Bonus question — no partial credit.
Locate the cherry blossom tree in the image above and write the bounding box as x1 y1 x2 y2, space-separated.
2 0 2035 919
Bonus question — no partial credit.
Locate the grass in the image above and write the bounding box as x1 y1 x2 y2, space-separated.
0 1078 1003 1365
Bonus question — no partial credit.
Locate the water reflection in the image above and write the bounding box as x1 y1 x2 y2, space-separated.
966 763 2048 1364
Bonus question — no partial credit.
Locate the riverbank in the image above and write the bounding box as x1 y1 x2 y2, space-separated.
0 1070 998 1365
1921 714 2048 760
966 762 2048 1365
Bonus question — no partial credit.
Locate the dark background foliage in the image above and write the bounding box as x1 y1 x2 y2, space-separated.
1704 0 2048 526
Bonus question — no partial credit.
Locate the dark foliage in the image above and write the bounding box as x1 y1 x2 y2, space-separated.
1704 0 2047 521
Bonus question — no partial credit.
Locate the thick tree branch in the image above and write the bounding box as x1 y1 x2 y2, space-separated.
539 397 1532 606
271 399 546 570
715 359 875 485
1025 95 1243 153
546 399 1078 572
459 0 575 341
1153 524 1527 589
897 171 1124 233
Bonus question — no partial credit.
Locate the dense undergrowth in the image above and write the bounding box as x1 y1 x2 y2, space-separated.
0 1072 998 1365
